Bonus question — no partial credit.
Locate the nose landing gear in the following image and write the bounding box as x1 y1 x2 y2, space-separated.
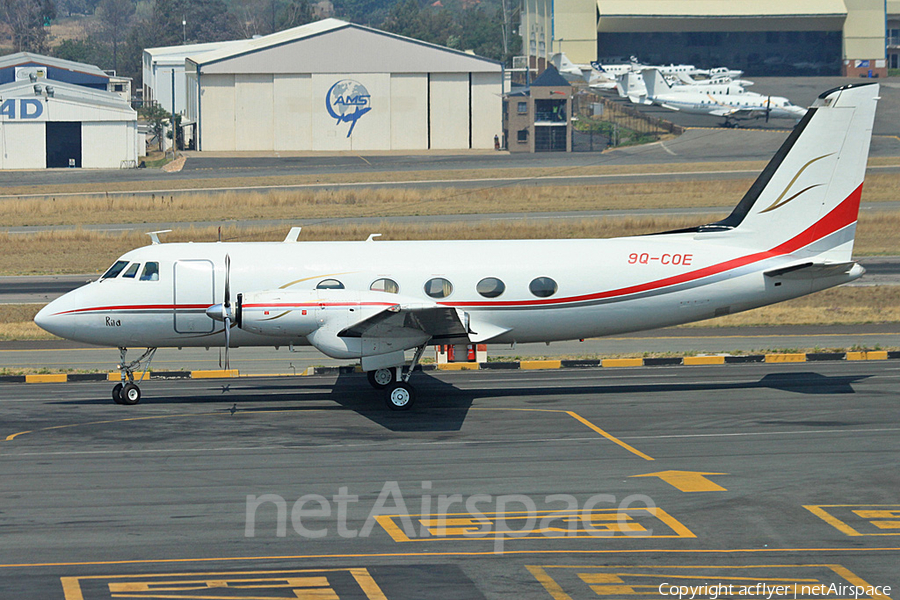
112 347 157 405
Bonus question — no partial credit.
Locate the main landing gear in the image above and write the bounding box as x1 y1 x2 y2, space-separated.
112 347 157 405
366 344 428 411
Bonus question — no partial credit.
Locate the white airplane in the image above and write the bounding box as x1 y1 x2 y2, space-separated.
35 83 878 410
615 68 752 105
641 68 808 126
550 53 617 91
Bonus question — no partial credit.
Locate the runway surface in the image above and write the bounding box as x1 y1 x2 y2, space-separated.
1 362 898 598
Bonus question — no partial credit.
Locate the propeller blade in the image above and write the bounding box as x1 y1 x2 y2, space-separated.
766 96 771 123
224 254 231 309
223 316 231 370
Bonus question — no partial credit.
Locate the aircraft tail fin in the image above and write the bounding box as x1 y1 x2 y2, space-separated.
642 68 669 99
707 83 878 262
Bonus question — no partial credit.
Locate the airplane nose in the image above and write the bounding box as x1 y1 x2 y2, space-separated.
34 302 57 335
34 298 70 338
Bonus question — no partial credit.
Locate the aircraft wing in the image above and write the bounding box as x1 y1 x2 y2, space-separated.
717 107 767 119
339 304 510 345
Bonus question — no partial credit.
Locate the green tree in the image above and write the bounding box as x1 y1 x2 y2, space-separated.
53 37 113 66
96 0 135 72
0 0 55 53
139 103 171 152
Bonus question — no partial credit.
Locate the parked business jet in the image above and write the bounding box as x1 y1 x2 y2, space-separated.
36 84 877 410
641 68 807 126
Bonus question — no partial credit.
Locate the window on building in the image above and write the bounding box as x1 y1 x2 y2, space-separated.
517 129 528 143
517 101 527 114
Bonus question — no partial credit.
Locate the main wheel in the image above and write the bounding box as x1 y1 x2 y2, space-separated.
112 383 124 405
367 368 394 389
120 382 141 405
384 382 415 411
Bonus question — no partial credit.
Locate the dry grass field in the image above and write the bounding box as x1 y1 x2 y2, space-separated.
2 170 897 228
1 210 897 276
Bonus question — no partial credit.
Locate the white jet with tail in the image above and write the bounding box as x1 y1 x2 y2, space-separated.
36 84 878 409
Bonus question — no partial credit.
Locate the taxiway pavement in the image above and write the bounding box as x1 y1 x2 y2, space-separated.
0 362 897 598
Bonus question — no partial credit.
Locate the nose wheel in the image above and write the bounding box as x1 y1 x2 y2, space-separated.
111 347 156 405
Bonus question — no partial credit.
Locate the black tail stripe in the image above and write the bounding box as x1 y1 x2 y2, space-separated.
713 106 818 229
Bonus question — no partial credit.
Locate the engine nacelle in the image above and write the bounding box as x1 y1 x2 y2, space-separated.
238 289 322 338
238 289 428 359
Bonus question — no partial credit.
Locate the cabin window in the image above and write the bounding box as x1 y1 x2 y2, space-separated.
424 277 453 299
140 262 160 281
529 276 558 298
122 263 140 278
370 278 399 294
316 279 344 289
102 260 129 279
476 277 505 298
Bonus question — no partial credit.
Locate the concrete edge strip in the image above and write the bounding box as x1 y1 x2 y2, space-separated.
5 351 899 383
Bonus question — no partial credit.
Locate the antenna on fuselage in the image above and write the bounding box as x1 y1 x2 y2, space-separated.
284 227 302 242
147 230 172 245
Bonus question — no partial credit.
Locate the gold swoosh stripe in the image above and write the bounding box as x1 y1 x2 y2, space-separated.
759 152 833 213
260 310 292 321
759 184 825 214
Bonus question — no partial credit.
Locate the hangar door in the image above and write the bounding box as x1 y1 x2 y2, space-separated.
45 122 82 168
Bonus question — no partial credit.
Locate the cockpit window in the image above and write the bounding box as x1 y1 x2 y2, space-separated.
140 262 160 281
102 260 129 279
122 263 140 278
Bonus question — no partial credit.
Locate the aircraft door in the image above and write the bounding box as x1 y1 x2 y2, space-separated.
173 260 215 333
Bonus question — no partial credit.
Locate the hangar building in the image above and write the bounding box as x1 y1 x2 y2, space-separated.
143 40 245 117
184 18 503 151
523 0 900 77
0 54 141 169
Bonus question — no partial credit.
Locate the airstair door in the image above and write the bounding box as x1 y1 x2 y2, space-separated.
174 260 215 333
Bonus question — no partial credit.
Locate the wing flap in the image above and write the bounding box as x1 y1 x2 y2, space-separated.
339 305 470 344
339 305 512 346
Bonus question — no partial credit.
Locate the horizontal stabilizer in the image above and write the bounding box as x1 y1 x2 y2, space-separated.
764 261 859 279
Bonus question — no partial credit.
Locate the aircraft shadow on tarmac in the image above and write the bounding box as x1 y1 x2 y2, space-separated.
51 370 869 433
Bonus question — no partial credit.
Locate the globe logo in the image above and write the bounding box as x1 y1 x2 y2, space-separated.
326 79 372 137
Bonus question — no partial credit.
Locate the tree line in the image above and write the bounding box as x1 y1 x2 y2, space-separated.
0 0 519 91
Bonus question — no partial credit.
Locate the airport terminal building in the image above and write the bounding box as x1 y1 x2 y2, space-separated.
523 0 900 77
182 19 503 152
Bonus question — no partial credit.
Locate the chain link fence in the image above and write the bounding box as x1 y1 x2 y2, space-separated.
571 91 683 152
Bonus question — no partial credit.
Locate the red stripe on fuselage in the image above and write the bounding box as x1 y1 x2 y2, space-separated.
449 184 862 308
50 185 862 316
